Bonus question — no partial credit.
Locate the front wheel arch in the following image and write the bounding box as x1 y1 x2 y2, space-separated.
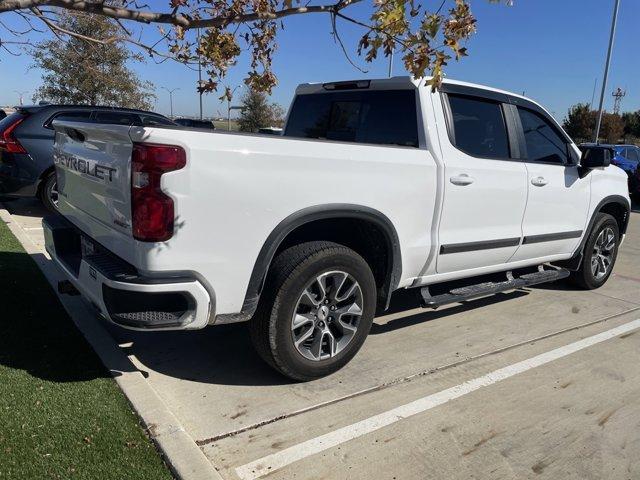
557 196 630 272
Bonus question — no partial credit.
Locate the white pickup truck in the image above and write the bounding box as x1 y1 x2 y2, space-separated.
44 77 631 380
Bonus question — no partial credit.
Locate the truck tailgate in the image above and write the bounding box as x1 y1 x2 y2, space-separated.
53 121 133 234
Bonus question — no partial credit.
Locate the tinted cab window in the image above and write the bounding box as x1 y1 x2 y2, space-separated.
518 108 568 165
447 95 509 158
285 90 419 147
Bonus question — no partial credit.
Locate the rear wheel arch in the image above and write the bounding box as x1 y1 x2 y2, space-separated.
36 166 58 212
242 205 402 317
37 165 56 190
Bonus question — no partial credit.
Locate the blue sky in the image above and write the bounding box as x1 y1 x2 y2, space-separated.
1 0 638 121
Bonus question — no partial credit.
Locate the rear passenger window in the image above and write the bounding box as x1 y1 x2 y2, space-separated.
447 95 510 158
518 107 568 165
45 111 92 128
284 90 419 147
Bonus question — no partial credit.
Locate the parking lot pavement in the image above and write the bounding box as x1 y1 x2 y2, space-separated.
3 197 640 480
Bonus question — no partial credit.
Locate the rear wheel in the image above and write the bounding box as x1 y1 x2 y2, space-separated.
39 172 59 212
250 241 376 381
570 213 619 289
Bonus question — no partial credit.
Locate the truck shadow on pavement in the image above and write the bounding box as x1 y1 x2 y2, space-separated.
0 250 111 383
110 287 531 387
0 196 50 218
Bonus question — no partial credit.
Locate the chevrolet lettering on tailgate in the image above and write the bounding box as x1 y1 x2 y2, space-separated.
54 149 116 182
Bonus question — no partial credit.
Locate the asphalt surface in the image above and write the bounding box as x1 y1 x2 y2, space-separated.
4 196 640 480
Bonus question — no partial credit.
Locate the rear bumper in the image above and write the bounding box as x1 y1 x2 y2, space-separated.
43 215 212 330
0 156 39 197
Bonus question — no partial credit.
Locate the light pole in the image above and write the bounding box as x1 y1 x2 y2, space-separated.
14 90 28 106
197 28 203 121
226 85 242 131
593 0 621 143
161 87 180 119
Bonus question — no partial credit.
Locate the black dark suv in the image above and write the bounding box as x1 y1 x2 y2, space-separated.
0 104 175 210
173 118 216 130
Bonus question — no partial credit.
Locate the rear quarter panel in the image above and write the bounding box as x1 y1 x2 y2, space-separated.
129 127 438 315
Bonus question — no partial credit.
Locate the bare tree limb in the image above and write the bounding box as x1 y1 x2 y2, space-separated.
330 11 368 73
0 0 364 30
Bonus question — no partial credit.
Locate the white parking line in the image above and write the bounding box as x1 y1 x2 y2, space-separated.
235 319 640 480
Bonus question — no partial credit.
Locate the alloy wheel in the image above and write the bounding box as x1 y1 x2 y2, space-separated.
291 270 363 361
48 179 59 209
591 227 616 280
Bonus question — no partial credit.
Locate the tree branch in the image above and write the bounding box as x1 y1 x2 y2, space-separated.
26 6 202 66
0 0 364 30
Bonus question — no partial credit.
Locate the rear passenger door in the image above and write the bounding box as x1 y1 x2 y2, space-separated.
435 92 528 273
509 106 590 261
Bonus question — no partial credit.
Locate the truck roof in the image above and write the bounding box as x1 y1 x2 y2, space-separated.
295 75 545 117
16 104 163 115
297 76 529 98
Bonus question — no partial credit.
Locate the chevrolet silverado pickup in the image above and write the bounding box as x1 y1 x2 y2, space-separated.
43 77 631 381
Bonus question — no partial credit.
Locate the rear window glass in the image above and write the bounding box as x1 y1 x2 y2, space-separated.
189 120 215 129
94 111 138 126
0 112 25 131
140 115 175 127
447 95 510 158
284 90 419 147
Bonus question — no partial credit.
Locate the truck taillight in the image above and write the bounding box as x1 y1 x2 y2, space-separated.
131 143 186 242
0 116 27 154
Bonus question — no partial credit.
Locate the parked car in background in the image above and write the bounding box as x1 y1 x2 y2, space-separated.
580 143 639 174
611 145 640 174
258 127 283 135
580 143 640 195
631 163 640 200
174 118 216 130
0 105 176 211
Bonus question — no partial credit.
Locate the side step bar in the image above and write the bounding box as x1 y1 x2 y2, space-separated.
420 267 570 309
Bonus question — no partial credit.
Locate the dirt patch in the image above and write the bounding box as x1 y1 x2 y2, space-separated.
462 431 499 456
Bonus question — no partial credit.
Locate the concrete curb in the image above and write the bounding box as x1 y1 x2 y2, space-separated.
0 206 223 480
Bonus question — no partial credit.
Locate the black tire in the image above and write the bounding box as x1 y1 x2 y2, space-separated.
250 241 377 381
39 172 59 212
569 213 620 290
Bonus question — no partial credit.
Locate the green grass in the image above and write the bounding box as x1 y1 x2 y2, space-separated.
0 220 173 480
212 120 239 131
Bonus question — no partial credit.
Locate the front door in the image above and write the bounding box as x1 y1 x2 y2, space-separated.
436 93 528 274
510 106 590 262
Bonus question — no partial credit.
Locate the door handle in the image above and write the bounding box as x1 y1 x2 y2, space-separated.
450 174 474 186
531 176 548 187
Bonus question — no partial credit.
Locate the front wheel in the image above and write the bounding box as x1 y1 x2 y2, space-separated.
250 241 377 381
570 213 620 289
